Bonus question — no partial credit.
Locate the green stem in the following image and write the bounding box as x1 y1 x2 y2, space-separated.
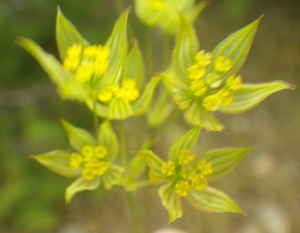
146 27 153 77
126 192 146 233
141 109 183 150
119 120 128 169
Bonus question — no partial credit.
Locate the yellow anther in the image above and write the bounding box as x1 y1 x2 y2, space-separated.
175 181 191 197
226 75 243 91
197 160 213 176
190 79 208 97
161 161 175 176
94 146 107 159
69 153 83 170
195 50 212 67
178 150 195 165
190 174 208 191
214 55 232 73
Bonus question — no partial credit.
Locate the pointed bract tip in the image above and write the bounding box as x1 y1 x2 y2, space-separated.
57 5 62 14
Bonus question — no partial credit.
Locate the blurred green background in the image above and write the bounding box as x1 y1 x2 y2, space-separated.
0 0 299 232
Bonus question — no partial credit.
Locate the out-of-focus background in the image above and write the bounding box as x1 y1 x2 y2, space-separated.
0 0 299 232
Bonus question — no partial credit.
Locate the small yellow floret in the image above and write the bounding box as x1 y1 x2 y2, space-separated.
161 161 175 176
178 150 195 165
94 146 107 158
187 65 206 80
226 75 243 90
214 55 232 73
197 160 213 176
205 73 222 88
63 44 82 72
95 161 110 176
190 174 208 191
190 79 208 97
98 89 113 102
69 153 83 170
175 181 191 197
82 167 97 180
195 50 212 67
203 89 233 111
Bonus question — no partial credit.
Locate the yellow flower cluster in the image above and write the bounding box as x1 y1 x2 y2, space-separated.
98 78 140 103
69 145 110 180
186 50 243 111
151 0 166 11
63 43 110 84
160 150 213 197
203 75 242 111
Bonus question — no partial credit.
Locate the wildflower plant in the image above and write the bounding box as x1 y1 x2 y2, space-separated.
16 2 293 231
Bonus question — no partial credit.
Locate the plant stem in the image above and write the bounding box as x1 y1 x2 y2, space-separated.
126 192 146 233
146 27 153 77
119 120 128 169
141 109 183 150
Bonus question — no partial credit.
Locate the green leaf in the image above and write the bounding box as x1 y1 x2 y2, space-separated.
61 119 96 152
125 41 144 89
138 150 168 183
172 17 199 86
65 177 100 203
168 126 200 161
15 37 88 102
201 148 252 182
159 182 183 222
219 81 294 114
56 7 89 61
187 186 243 214
207 16 262 80
133 75 162 115
147 86 176 127
32 150 80 178
103 10 129 85
98 121 119 161
184 100 224 131
102 164 124 190
108 98 133 120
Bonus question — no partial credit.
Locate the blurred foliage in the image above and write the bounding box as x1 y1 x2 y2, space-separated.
0 0 299 232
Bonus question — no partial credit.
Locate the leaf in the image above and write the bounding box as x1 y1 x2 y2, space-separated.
108 98 134 120
61 119 96 152
65 177 100 203
133 75 162 115
125 41 144 89
138 150 168 183
32 150 80 178
187 186 243 214
98 121 119 161
103 10 129 85
201 148 252 182
219 81 294 114
172 17 199 86
184 100 224 131
147 86 176 127
102 164 124 190
15 37 88 102
168 126 200 161
207 16 262 80
56 7 89 61
159 182 183 222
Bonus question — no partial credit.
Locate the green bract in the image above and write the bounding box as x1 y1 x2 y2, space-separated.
16 9 161 120
134 0 208 35
164 16 293 131
32 120 123 203
139 127 250 222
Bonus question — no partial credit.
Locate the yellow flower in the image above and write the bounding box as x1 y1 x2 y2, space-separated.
175 180 191 197
161 161 175 176
214 55 232 73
